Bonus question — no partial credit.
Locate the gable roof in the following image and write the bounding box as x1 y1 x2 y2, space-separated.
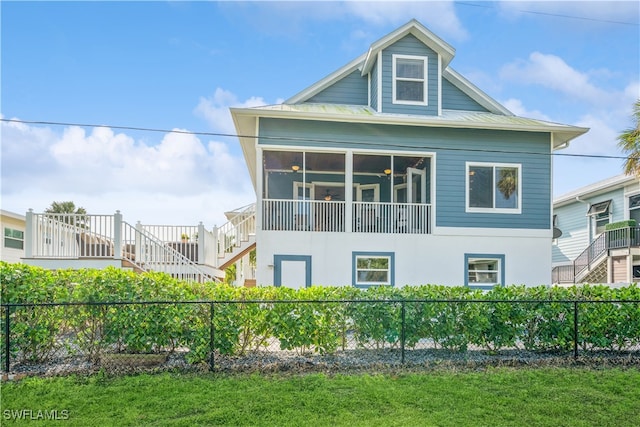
287 19 507 116
360 19 455 76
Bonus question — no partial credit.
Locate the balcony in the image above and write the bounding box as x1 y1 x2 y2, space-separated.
262 199 431 234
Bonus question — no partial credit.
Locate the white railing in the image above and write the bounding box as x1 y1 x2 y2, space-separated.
262 199 345 232
141 224 200 263
353 202 430 234
25 211 217 282
261 200 430 234
28 212 118 258
121 222 214 283
217 205 257 257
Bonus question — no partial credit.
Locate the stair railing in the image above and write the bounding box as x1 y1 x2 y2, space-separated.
121 221 216 283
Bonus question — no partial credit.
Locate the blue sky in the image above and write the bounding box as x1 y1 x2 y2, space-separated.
2 1 639 227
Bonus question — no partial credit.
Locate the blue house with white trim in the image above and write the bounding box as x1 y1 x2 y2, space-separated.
231 19 587 288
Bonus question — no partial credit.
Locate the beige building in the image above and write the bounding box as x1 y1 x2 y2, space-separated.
1 210 25 263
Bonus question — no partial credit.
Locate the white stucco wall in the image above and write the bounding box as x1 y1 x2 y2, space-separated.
256 227 551 287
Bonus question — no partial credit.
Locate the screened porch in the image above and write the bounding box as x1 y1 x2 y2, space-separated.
261 150 432 234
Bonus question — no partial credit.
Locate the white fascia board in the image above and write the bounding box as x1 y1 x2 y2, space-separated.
230 108 258 189
443 68 513 116
285 54 366 104
230 106 588 144
1 210 26 221
553 174 638 207
362 19 455 75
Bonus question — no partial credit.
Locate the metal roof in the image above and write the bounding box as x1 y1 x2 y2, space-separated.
240 103 588 144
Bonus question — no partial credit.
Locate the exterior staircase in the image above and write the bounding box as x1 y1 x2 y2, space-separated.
23 204 257 283
552 226 640 284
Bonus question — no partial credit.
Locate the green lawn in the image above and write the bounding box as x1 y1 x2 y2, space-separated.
1 368 639 426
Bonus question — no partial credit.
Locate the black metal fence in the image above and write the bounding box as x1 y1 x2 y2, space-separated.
1 299 639 376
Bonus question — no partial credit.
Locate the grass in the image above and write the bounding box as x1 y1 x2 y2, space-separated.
1 368 639 426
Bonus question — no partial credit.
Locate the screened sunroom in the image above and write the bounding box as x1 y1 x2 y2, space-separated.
261 150 432 234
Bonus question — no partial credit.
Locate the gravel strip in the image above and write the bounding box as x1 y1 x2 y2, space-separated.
4 347 639 378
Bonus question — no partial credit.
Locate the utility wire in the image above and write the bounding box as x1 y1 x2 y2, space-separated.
1 117 628 161
455 1 639 26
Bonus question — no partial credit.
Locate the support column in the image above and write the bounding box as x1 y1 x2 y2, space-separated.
197 222 205 265
114 211 122 260
25 209 34 258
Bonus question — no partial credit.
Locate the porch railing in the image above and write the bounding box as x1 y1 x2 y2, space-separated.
25 211 216 282
28 213 118 259
352 202 430 234
261 199 431 234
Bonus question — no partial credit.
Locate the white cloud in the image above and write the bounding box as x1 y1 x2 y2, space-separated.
345 0 468 41
500 98 552 121
1 113 255 226
194 87 268 135
500 52 612 105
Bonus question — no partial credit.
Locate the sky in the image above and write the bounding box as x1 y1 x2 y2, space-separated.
1 1 639 228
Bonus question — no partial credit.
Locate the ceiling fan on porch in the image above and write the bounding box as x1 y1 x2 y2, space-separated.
323 189 341 201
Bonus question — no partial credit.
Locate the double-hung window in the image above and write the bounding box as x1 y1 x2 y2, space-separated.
467 162 521 213
393 54 428 105
4 227 24 250
353 252 394 287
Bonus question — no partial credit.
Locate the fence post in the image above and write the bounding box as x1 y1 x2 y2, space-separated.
573 301 579 359
4 306 10 373
401 301 406 365
209 302 215 372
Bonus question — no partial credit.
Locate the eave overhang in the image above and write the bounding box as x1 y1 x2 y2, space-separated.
231 105 589 189
361 19 455 76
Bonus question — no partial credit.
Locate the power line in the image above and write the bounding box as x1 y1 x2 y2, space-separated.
1 117 628 161
455 1 639 27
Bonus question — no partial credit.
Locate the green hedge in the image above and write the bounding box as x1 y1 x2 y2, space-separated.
1 262 639 367
605 219 637 231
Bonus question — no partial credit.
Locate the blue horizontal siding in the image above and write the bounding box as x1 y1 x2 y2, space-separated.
307 70 368 105
380 34 438 116
370 61 378 111
442 78 489 112
259 118 552 229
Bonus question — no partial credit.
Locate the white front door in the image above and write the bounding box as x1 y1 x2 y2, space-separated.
275 255 311 289
281 260 307 289
407 167 426 204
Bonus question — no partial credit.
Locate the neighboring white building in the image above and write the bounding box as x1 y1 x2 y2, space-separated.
1 210 26 264
553 174 640 284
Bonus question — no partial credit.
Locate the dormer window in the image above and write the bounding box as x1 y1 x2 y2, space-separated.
392 54 428 105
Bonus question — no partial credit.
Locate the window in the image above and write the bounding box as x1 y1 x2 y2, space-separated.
587 200 611 236
465 254 505 289
393 55 427 105
4 227 24 250
629 194 640 223
353 252 394 287
467 163 521 213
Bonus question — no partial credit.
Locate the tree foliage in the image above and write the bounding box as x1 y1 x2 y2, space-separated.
618 99 640 176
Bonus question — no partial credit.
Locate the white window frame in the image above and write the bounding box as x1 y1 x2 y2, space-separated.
392 54 428 106
465 254 505 289
4 227 24 250
356 184 380 202
466 162 522 214
587 200 611 236
353 252 394 287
